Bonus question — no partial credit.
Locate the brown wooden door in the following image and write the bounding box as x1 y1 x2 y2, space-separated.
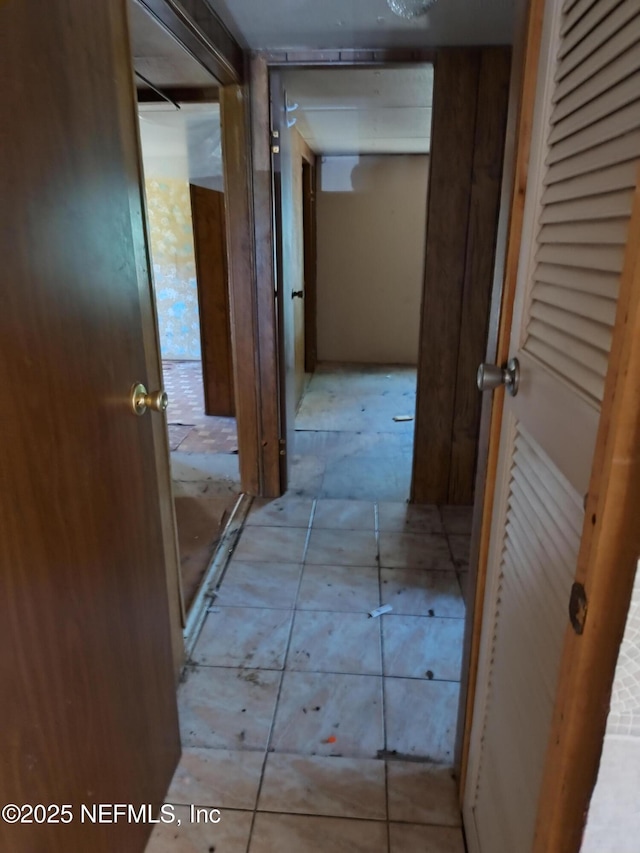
190 184 235 417
0 2 181 851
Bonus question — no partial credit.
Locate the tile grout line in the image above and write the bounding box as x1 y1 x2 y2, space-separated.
190 662 463 685
375 501 393 852
439 505 467 600
211 601 466 620
175 802 460 826
246 499 319 849
183 499 466 849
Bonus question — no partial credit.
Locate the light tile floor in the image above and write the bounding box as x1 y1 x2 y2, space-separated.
147 498 471 852
292 364 417 501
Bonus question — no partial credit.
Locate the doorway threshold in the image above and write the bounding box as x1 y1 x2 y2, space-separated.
183 493 253 660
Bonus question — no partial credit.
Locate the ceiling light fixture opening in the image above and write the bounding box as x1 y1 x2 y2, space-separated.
386 0 437 19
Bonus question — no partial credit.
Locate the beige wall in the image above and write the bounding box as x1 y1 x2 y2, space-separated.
316 154 429 365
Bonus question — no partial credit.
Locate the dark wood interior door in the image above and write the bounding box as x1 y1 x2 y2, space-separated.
190 184 235 417
0 2 180 851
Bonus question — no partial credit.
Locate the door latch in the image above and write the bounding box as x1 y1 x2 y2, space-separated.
292 290 304 299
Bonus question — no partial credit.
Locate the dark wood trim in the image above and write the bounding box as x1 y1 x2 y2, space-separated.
220 83 261 494
411 49 481 504
411 47 510 505
533 167 640 853
137 86 219 104
302 158 318 374
134 0 243 85
456 0 545 795
261 47 437 66
248 55 284 496
448 47 511 504
220 64 282 497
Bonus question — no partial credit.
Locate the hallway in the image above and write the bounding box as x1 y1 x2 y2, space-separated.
291 364 417 501
147 496 471 852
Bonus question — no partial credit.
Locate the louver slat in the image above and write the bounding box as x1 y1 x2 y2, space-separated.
524 2 640 404
541 160 637 203
473 427 580 853
540 189 635 222
553 33 640 115
548 75 640 144
557 0 638 67
561 0 600 36
546 101 640 165
534 263 619 299
544 130 640 183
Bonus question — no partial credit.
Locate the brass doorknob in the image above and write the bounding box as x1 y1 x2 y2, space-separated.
477 357 520 397
130 383 169 416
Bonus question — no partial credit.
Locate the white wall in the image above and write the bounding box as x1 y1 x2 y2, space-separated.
316 154 429 365
582 561 640 853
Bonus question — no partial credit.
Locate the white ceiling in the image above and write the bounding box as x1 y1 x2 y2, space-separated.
206 0 516 50
283 67 433 155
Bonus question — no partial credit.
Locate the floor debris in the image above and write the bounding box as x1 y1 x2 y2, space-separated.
369 604 393 618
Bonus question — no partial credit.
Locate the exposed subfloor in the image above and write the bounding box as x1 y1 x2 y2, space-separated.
147 497 472 852
291 363 417 501
164 360 239 454
163 359 241 611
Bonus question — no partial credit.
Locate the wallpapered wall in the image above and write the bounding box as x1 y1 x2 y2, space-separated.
145 177 201 360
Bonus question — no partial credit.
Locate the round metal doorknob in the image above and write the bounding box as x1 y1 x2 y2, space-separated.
130 383 169 416
477 357 520 397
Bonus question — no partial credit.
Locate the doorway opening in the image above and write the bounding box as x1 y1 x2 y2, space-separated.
150 46 511 850
277 66 434 504
137 100 241 614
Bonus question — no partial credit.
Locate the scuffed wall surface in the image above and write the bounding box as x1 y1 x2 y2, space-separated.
146 178 201 360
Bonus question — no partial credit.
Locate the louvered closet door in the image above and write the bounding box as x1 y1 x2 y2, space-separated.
463 0 640 849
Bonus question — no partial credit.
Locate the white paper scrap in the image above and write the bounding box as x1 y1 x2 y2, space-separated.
369 604 393 618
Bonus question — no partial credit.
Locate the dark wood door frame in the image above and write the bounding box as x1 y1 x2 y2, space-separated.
302 156 318 375
153 7 512 510
132 0 283 497
248 47 510 501
411 48 511 505
219 68 282 497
